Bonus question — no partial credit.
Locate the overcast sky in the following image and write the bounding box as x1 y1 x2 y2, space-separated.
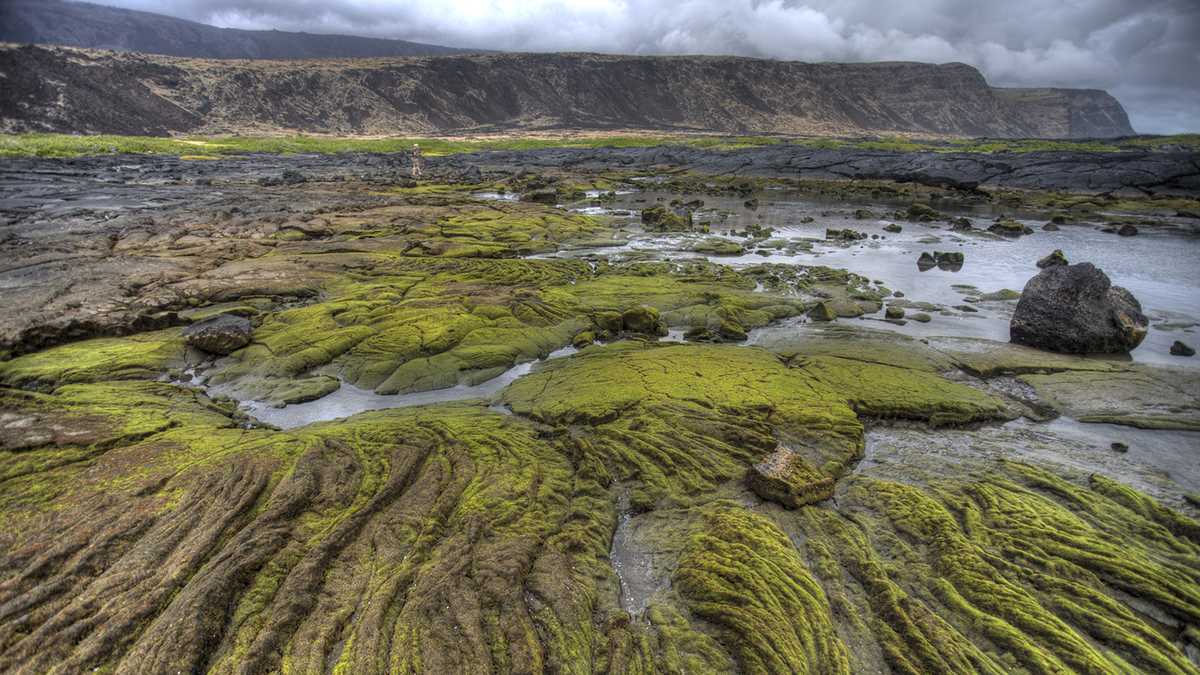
95 0 1199 134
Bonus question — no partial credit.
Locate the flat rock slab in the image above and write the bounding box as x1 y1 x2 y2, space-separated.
1019 366 1200 431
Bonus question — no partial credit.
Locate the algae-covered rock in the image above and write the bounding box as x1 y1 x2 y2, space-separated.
885 306 905 320
905 202 939 221
1037 249 1069 268
641 204 693 232
183 314 252 354
746 446 835 507
807 301 837 322
825 228 866 241
621 305 668 336
883 223 902 233
989 217 1034 236
1011 263 1148 354
690 238 744 255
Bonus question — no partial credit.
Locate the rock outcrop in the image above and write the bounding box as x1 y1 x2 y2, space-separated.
1010 263 1148 354
0 43 1135 138
0 0 471 59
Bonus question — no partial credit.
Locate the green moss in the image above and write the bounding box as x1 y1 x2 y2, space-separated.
0 329 186 390
801 461 1200 675
674 501 850 674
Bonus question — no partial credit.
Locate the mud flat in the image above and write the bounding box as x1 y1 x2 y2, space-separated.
1 144 1199 673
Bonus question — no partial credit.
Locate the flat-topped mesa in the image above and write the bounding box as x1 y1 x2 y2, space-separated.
0 45 1134 138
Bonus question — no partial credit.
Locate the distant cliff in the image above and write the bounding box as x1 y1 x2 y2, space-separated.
0 45 1135 139
0 0 471 59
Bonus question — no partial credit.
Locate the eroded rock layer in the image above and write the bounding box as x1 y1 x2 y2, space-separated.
0 44 1134 138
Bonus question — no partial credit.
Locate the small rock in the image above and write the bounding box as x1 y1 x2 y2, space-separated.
183 314 252 355
906 203 939 221
883 223 902 233
885 306 905 320
1036 249 1068 269
853 208 876 220
1117 223 1139 237
807 302 837 322
1042 222 1060 231
1111 442 1129 453
918 251 964 271
892 291 905 298
988 218 1033 237
1171 340 1196 357
825 228 866 241
743 198 760 210
572 331 596 349
621 305 668 336
746 446 834 508
950 217 974 231
641 205 694 232
911 312 932 323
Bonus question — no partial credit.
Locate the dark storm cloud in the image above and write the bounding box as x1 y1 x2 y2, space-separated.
93 0 1200 133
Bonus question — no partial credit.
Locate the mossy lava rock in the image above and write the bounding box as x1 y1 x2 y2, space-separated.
1010 262 1148 354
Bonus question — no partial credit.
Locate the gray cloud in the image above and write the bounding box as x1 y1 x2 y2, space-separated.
93 0 1200 133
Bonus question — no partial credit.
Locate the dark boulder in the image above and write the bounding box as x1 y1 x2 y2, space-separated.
917 251 964 271
1171 340 1196 357
1010 263 1148 354
183 314 252 355
1117 223 1139 237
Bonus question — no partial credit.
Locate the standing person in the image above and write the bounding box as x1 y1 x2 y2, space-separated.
410 143 423 179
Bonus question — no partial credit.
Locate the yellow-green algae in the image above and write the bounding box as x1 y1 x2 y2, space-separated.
502 342 1007 509
787 461 1200 675
2 334 1198 672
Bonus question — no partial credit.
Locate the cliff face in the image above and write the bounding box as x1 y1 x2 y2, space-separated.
0 45 1136 138
0 0 471 59
994 88 1135 139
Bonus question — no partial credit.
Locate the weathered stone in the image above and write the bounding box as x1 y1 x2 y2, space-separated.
182 314 252 355
885 306 905 320
988 218 1033 237
1171 340 1196 357
1037 249 1069 268
641 205 693 232
746 446 835 508
807 302 837 322
825 228 866 241
1010 263 1148 354
918 251 964 271
621 305 668 336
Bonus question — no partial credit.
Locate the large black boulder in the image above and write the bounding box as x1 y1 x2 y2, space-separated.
1010 263 1147 354
183 314 252 355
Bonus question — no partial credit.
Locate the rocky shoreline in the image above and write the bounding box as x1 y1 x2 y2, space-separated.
1 146 1199 673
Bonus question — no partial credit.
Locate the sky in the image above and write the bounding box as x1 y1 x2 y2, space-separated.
93 0 1199 134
